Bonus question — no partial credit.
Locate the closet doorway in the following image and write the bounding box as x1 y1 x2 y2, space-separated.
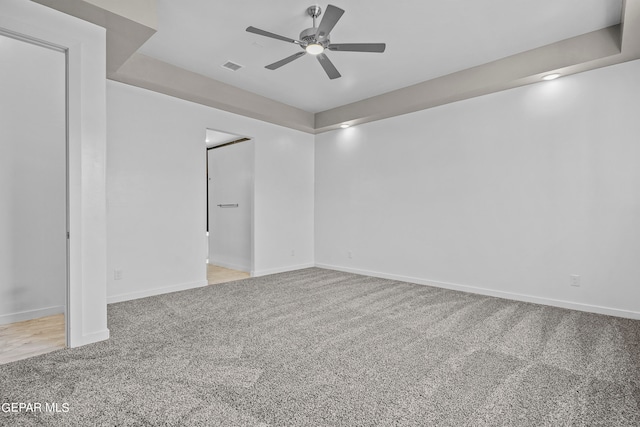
0 31 68 363
205 129 253 284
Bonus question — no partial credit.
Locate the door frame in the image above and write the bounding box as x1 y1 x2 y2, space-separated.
1 0 109 348
0 28 70 347
205 129 255 275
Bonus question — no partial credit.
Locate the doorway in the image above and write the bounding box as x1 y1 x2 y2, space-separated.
0 31 68 363
205 129 253 284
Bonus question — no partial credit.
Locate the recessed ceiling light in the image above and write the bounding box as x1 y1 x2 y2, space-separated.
542 73 561 81
340 124 350 129
306 44 324 55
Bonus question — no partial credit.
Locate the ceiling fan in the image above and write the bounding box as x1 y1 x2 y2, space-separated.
246 4 386 80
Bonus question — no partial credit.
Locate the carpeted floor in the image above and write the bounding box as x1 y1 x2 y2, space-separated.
1 268 639 426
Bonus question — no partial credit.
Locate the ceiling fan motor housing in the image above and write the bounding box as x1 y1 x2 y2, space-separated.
300 27 329 48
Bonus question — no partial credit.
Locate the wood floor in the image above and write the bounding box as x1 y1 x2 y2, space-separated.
0 313 65 365
207 263 250 285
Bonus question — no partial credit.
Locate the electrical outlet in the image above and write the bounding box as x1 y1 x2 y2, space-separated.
291 249 295 257
348 250 352 259
114 269 123 281
570 274 580 287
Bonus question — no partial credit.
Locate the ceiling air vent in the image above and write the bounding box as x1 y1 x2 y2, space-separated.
221 61 243 71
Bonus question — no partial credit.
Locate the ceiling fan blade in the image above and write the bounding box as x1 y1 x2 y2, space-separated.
315 5 345 41
246 26 302 45
265 51 306 70
328 43 386 53
316 53 341 79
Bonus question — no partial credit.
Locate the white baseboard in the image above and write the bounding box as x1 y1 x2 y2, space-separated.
0 305 65 325
208 259 250 273
77 329 110 347
315 263 640 320
107 280 208 304
252 263 315 277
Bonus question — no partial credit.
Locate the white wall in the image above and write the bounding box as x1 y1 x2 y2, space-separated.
0 34 66 324
253 132 315 276
1 0 108 346
208 141 254 272
106 81 314 302
315 59 640 319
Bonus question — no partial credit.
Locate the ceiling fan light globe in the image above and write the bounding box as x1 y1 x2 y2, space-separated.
306 43 324 55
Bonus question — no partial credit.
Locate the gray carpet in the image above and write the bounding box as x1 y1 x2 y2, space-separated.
1 268 640 426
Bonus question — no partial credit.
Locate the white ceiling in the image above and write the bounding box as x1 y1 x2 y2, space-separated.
138 0 622 113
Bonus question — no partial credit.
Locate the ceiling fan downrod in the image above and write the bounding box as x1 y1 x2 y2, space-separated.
307 5 322 28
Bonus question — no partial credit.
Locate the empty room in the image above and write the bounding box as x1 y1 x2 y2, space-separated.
1 0 639 425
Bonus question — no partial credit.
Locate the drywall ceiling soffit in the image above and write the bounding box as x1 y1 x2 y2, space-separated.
109 53 316 133
31 0 157 74
31 0 640 134
316 0 640 132
30 0 315 133
315 25 624 131
140 0 623 111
